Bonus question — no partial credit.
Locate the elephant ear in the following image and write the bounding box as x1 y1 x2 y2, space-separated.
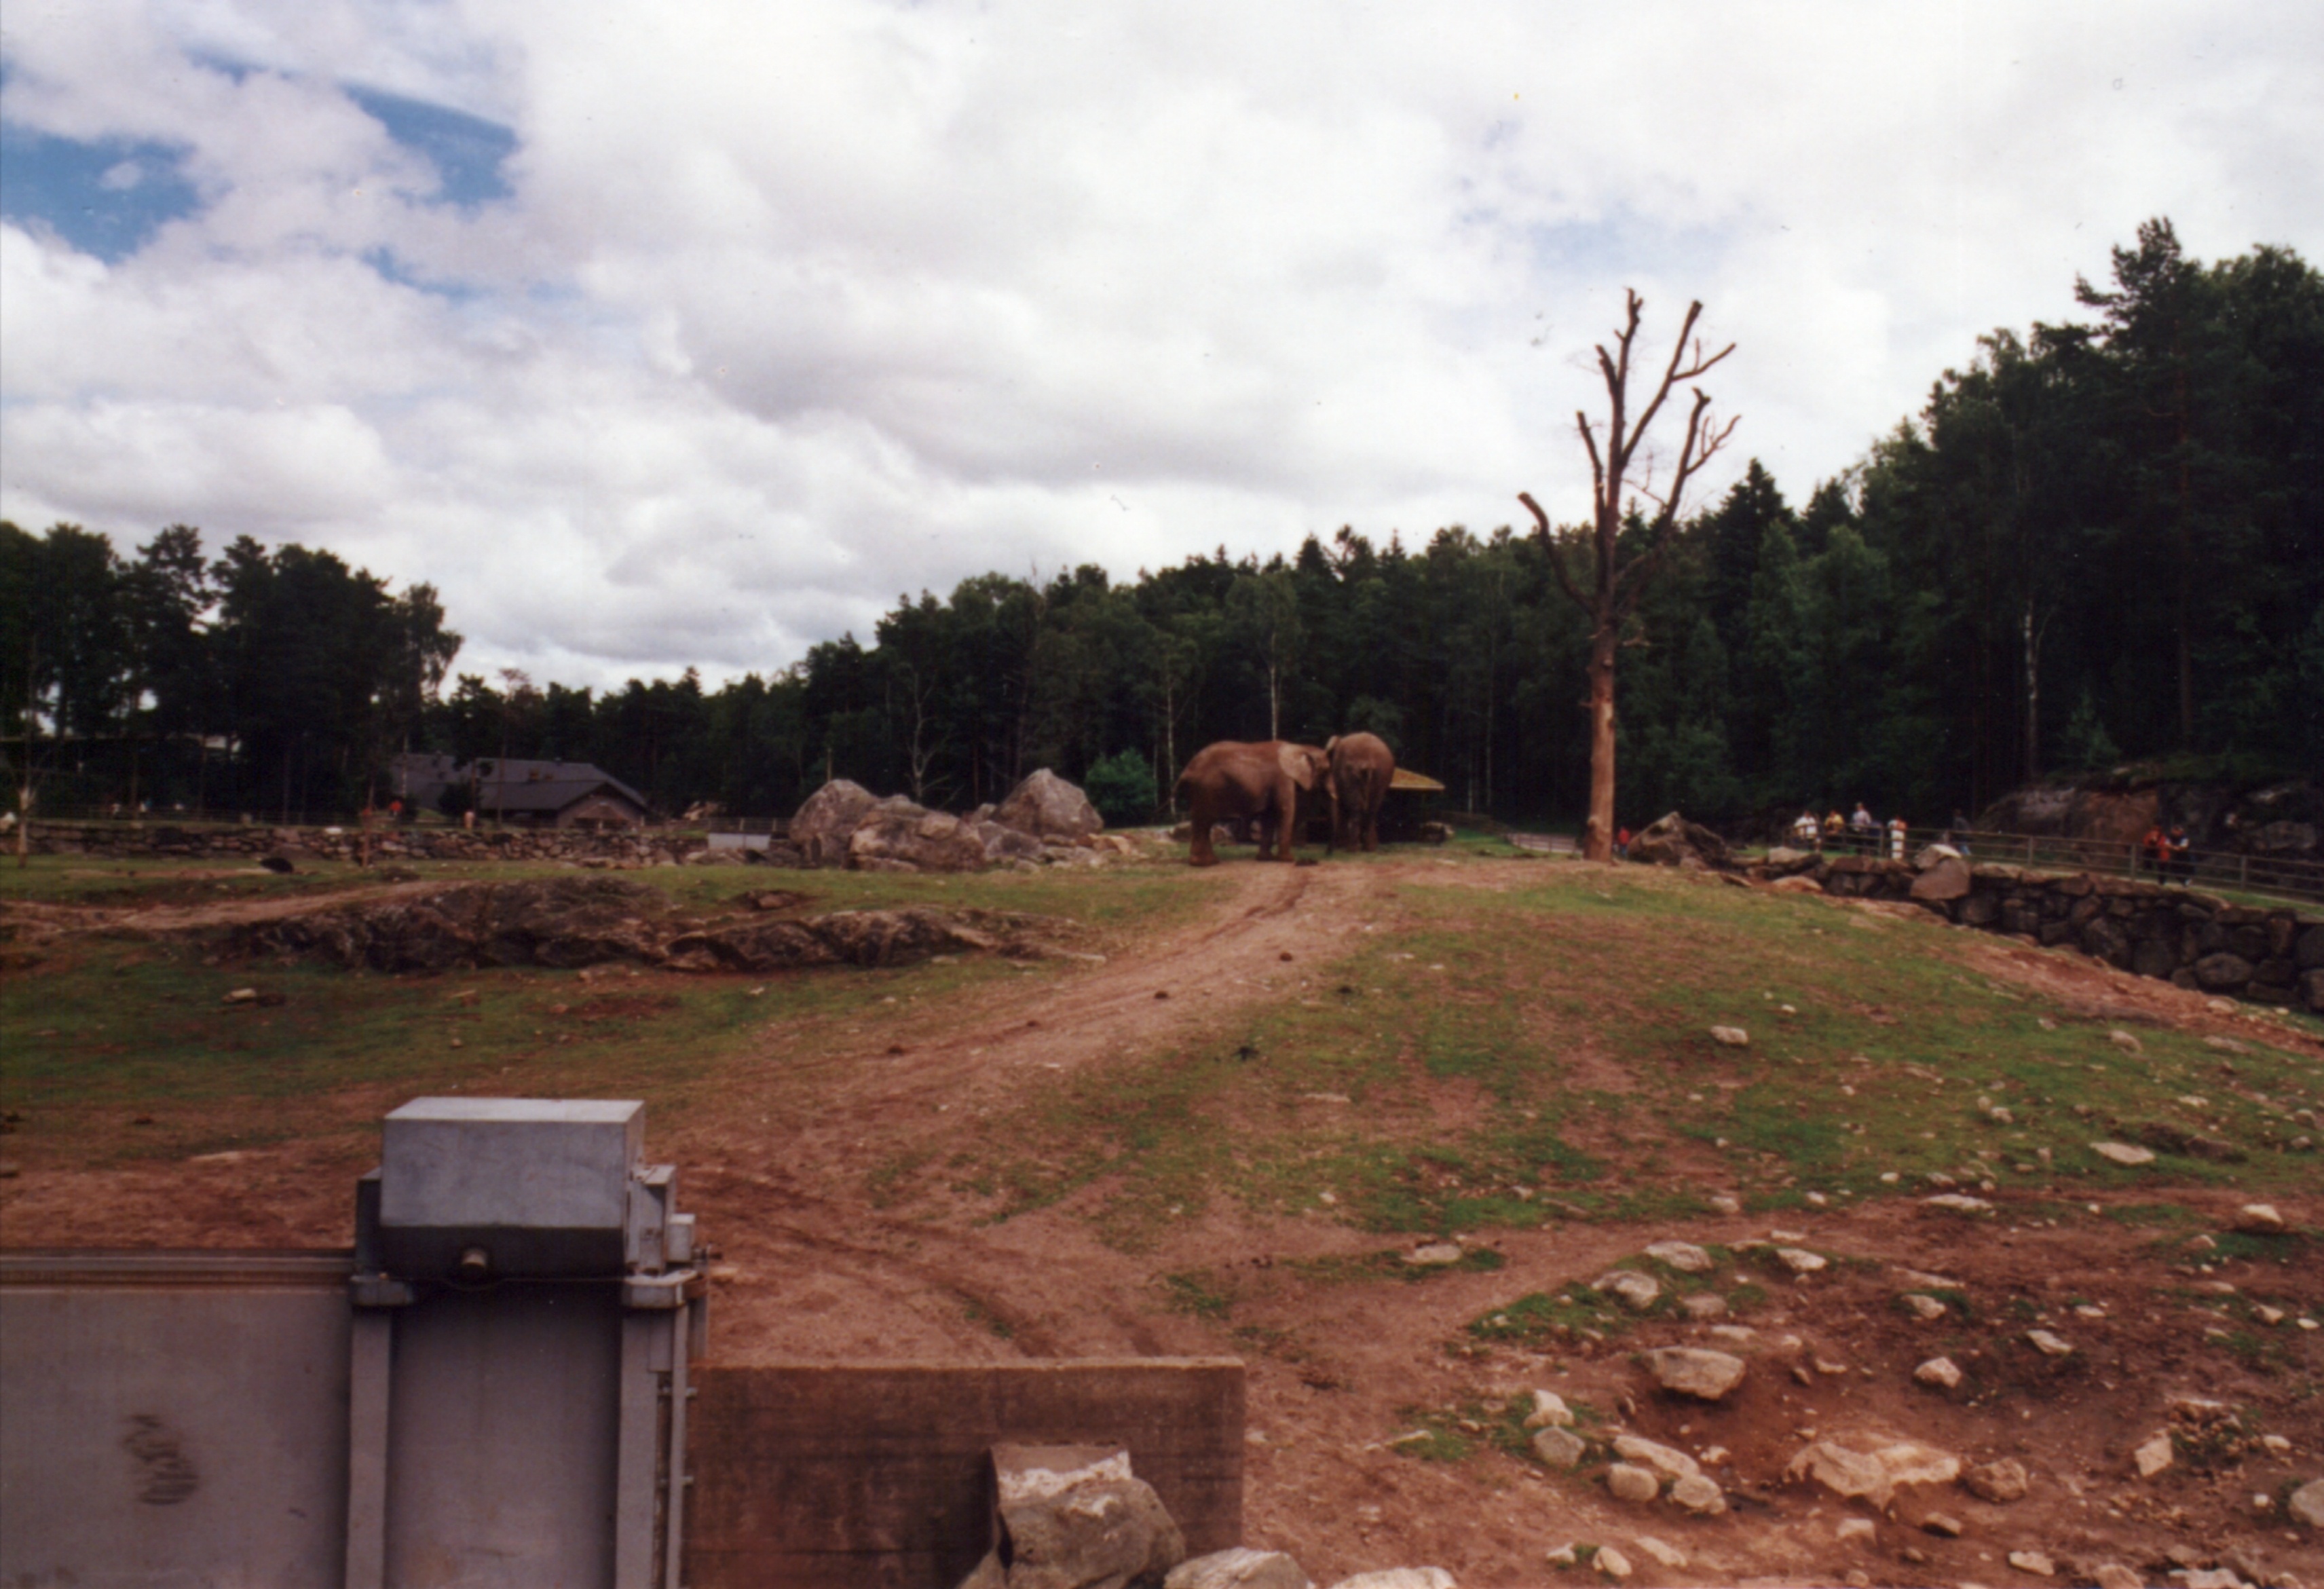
1278 742 1317 789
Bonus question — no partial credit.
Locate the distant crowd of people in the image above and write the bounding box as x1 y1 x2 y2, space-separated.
1787 803 1915 861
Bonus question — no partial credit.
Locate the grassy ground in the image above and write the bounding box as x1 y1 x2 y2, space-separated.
899 848 2324 1246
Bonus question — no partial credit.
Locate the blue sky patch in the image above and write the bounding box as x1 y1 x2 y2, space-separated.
0 121 202 261
345 86 516 208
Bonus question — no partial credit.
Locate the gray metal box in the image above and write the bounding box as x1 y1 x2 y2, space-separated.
378 1098 643 1279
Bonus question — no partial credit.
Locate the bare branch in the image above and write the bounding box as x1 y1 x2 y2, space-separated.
1518 491 1592 616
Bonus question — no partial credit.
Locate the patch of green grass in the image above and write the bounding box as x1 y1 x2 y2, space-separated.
1467 1281 1650 1344
1161 1269 1235 1320
1389 1392 1539 1465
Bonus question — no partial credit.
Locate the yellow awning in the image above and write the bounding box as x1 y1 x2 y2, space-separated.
1389 768 1446 792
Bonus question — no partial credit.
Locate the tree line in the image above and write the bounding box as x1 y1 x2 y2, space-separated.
6 220 2318 829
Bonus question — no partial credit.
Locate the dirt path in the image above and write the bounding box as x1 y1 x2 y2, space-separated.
0 877 447 940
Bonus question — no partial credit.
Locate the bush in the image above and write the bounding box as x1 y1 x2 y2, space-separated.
1083 750 1159 827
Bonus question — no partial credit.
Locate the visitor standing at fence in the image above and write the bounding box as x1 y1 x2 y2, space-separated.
1850 803 1876 853
1888 815 1908 861
1794 810 1818 849
2167 825 2192 885
2141 823 2168 879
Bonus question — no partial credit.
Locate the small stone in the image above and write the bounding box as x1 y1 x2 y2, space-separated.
1644 1239 1714 1273
1964 1457 2029 1503
1835 1517 1876 1545
1631 1537 1686 1569
1843 1575 1870 1589
1328 1573 1454 1589
2289 1476 2324 1527
1593 1271 1661 1311
1524 1389 1575 1429
2235 1203 2287 1234
1914 1356 1964 1390
1776 1247 1827 1273
1710 1026 1750 1047
1594 1546 1632 1582
1679 1292 1728 1320
1905 1293 1949 1320
2110 1028 2144 1054
1531 1427 1587 1467
1404 1241 1464 1265
1924 1193 1995 1212
1922 1512 1964 1537
1707 1193 1742 1214
1643 1347 1748 1401
2261 1434 2291 1454
2257 1305 2287 1326
1607 1463 1660 1503
2093 1567 2141 1589
2133 1431 2174 1478
1544 1544 1577 1567
2025 1329 2073 1357
2008 1550 2055 1576
1669 1473 1725 1515
223 986 259 1004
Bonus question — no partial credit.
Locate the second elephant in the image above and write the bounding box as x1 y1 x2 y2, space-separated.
1324 732 1395 853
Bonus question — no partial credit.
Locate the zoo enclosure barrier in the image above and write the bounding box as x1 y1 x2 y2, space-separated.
1774 825 2323 908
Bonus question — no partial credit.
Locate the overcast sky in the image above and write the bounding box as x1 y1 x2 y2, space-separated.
4 3 2319 689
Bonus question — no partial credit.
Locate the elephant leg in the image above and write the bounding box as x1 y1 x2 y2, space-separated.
1275 791 1298 863
1187 796 1220 866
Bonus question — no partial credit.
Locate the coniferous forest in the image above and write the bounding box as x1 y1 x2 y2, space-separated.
6 222 2320 829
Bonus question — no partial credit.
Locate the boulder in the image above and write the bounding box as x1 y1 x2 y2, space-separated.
959 1444 1184 1589
1910 855 1972 903
1165 1550 1312 1589
847 804 990 873
1643 1347 1746 1401
1630 812 1730 869
994 769 1104 842
1786 1438 1960 1509
1323 1574 1454 1589
977 821 1048 863
1669 1473 1726 1515
1522 1389 1575 1429
2288 1477 2324 1528
791 780 880 867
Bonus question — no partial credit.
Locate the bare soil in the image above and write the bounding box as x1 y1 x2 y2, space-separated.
5 858 2322 1586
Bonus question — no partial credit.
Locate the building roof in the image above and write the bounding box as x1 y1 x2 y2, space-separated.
472 759 649 815
1389 767 1446 792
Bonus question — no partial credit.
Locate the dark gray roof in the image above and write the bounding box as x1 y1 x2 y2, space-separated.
472 760 649 815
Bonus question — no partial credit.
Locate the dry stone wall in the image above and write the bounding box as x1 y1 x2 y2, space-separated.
26 822 702 867
1779 853 2324 1015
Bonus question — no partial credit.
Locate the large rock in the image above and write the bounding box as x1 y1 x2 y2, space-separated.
791 780 882 866
1611 1436 1700 1483
958 1444 1185 1589
1165 1550 1311 1589
994 769 1104 842
1630 812 1730 869
976 820 1048 863
847 802 991 873
1643 1347 1746 1401
1910 854 1972 903
1323 1573 1454 1589
1785 1438 1960 1510
2288 1477 2324 1528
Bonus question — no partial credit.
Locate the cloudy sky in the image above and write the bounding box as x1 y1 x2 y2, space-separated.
4 3 2319 688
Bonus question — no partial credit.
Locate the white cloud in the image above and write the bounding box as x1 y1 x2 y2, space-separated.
3 0 2320 688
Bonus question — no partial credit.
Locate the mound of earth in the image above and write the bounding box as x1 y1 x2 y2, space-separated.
227 876 1043 973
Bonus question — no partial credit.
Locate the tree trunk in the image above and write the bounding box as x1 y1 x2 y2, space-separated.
1584 633 1617 860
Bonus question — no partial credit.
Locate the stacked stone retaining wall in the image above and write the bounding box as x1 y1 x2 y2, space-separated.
25 823 704 867
1790 853 2324 1015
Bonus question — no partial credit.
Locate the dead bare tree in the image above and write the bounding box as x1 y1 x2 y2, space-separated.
1520 289 1737 863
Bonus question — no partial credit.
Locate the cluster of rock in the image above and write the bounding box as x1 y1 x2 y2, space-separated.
766 771 1129 874
1752 846 2324 1015
1625 812 1732 870
956 1444 1446 1589
24 821 700 867
229 877 1036 973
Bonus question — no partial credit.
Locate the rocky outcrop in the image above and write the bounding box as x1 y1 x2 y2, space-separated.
1979 775 2320 861
846 798 991 874
791 781 882 867
1629 812 1731 870
785 774 1113 874
26 821 709 867
227 878 1027 973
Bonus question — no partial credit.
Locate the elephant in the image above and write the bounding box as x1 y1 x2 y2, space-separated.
1324 732 1395 853
1176 740 1332 866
